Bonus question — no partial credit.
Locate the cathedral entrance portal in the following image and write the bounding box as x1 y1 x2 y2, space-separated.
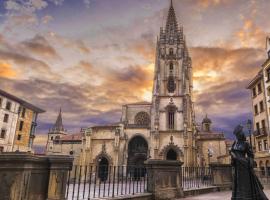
166 149 177 160
127 136 148 178
98 157 109 181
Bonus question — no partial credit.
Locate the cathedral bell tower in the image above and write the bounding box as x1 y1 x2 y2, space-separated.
151 0 196 166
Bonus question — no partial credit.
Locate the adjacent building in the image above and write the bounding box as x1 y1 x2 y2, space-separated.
46 109 84 164
196 115 229 166
247 37 270 174
0 89 44 152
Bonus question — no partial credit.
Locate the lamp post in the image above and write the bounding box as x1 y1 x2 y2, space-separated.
247 119 252 149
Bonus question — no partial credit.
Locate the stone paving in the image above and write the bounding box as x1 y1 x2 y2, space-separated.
182 189 270 200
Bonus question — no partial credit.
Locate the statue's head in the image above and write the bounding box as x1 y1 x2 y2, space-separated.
233 125 246 141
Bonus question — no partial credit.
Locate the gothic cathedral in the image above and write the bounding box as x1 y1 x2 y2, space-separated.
47 1 197 167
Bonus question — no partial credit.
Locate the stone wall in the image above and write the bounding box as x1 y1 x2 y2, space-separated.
0 152 73 200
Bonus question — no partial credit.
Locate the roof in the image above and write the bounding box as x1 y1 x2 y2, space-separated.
59 133 83 141
0 89 45 113
246 70 263 89
91 124 120 129
202 115 212 124
124 101 151 106
197 132 225 140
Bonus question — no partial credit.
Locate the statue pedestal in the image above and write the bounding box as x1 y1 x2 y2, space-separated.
145 159 184 200
210 163 232 190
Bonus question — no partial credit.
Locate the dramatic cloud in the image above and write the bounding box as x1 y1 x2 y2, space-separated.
0 0 269 150
20 34 60 59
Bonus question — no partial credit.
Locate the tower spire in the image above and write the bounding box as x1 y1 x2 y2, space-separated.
164 0 181 44
52 108 65 132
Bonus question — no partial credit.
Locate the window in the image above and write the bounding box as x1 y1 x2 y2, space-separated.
262 120 266 129
0 146 3 152
254 105 258 115
51 136 54 140
170 62 174 71
267 68 270 81
258 141 262 151
260 101 264 112
3 114 9 123
17 134 22 141
0 98 2 107
264 140 268 150
256 122 260 134
5 101 11 110
134 112 150 126
21 107 26 118
252 88 256 97
169 48 173 55
258 83 262 94
19 121 24 131
167 106 176 130
0 129 6 139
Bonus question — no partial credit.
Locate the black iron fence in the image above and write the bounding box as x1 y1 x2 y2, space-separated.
65 165 147 200
254 168 270 185
182 167 213 190
65 165 215 199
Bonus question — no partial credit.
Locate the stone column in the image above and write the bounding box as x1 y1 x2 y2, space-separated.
47 155 74 200
210 163 232 190
145 159 184 200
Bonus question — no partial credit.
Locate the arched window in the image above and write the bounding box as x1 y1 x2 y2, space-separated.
167 106 176 130
169 48 173 55
169 62 174 72
135 112 150 126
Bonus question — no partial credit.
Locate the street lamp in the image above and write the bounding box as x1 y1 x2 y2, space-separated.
247 119 252 148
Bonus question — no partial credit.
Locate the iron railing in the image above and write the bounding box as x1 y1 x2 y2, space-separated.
182 167 213 190
65 165 147 200
254 128 268 136
254 168 270 185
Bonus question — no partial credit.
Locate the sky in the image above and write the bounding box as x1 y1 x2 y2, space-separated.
0 0 270 148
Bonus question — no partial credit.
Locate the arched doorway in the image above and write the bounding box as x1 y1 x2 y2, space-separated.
166 149 177 160
98 157 109 181
127 136 148 178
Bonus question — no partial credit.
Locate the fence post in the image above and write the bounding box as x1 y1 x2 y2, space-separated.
47 155 74 200
209 163 232 191
145 159 184 200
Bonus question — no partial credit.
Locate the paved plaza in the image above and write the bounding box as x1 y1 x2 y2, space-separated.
183 189 270 200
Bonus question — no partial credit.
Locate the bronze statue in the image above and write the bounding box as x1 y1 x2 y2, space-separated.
230 125 268 200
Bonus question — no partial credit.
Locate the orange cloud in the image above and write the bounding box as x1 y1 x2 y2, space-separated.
0 61 17 78
235 19 266 48
197 0 229 8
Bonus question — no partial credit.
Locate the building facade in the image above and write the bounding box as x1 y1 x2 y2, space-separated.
247 37 270 174
196 115 228 166
0 89 44 152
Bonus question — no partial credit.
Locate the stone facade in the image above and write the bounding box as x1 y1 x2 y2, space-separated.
247 37 270 173
81 1 196 167
0 94 20 152
196 116 229 166
0 89 44 152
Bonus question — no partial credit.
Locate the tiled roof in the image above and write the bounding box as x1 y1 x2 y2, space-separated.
59 133 83 141
0 89 45 113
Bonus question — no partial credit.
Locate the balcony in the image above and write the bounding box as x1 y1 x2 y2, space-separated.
253 128 268 137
